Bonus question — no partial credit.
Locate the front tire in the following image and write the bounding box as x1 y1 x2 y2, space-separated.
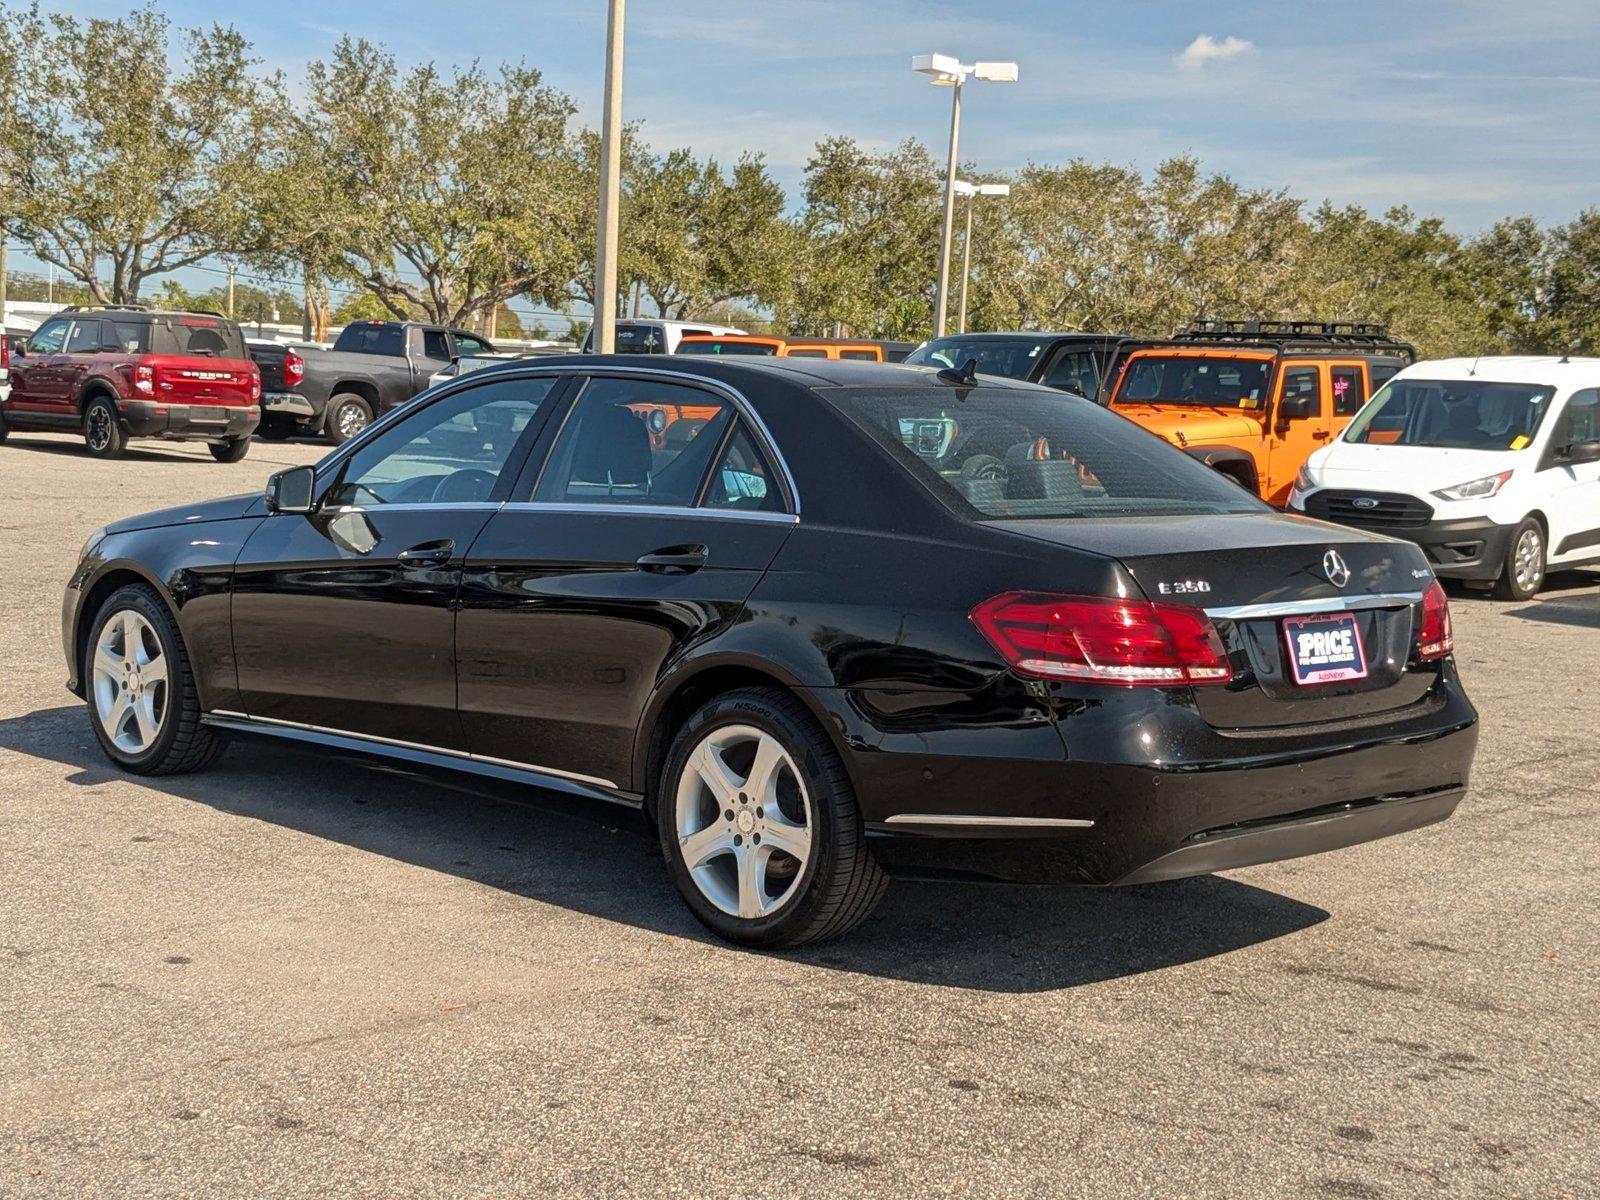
658 687 887 948
208 436 251 463
324 394 373 445
84 397 127 459
84 585 222 775
1495 517 1545 601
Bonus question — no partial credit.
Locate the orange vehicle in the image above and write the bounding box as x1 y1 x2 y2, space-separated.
676 334 913 362
1104 321 1415 506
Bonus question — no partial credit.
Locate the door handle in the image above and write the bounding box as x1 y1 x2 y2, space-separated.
636 544 708 574
1312 430 1331 440
397 539 455 565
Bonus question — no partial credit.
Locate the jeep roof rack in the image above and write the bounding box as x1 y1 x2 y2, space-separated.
1171 319 1416 360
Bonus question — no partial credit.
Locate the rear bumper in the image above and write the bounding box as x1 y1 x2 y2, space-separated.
261 392 318 419
120 399 260 440
833 673 1479 886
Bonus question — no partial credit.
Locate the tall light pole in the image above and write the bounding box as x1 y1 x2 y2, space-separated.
912 54 1017 339
593 0 626 353
953 181 1010 335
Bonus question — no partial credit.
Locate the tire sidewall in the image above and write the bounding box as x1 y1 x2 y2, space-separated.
85 586 188 771
1501 517 1545 601
658 692 845 946
326 395 373 445
84 398 124 458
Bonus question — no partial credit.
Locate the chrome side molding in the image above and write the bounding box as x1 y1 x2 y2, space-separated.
202 710 641 807
882 814 1095 829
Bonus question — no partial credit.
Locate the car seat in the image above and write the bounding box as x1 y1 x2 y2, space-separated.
566 404 652 498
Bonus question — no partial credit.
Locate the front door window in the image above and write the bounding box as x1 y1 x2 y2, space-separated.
329 375 557 507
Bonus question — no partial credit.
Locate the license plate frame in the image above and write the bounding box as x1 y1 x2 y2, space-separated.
1283 611 1369 686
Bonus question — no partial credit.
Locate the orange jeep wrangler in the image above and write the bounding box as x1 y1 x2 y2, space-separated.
1103 321 1415 506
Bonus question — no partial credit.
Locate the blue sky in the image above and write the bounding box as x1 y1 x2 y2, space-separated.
14 0 1600 303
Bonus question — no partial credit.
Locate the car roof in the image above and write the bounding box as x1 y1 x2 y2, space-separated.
506 353 1051 392
1395 356 1600 388
921 331 1120 343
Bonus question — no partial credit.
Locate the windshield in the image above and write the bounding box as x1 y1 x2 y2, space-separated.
903 336 1052 380
834 386 1268 520
1114 355 1272 408
677 340 778 356
1343 378 1556 449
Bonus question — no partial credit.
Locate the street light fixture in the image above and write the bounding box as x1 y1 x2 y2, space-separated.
952 181 1010 335
913 53 1018 339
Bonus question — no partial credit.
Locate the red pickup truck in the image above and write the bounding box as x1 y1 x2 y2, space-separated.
0 305 261 461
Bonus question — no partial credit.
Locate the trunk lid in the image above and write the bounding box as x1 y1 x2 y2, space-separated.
990 512 1439 729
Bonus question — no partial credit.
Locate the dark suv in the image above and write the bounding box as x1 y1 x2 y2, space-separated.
0 305 261 461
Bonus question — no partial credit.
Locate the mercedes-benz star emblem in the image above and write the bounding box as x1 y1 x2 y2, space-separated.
1323 549 1352 588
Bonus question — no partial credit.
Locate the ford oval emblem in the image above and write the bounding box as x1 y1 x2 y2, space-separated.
1352 497 1380 510
1323 549 1352 588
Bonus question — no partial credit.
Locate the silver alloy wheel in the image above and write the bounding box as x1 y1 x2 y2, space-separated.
673 724 813 920
86 404 112 451
337 401 369 440
91 610 169 754
1514 526 1543 593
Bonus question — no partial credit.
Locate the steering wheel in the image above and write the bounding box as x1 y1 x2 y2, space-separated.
433 468 498 504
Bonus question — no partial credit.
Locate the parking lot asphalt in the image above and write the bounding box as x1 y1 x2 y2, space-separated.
0 432 1595 1200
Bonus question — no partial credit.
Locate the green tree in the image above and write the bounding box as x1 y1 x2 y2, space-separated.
1543 210 1600 355
301 38 584 328
779 137 942 339
0 3 281 303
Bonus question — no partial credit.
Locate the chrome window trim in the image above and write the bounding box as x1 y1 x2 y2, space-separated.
882 814 1096 829
500 500 798 526
313 363 801 517
1205 592 1424 621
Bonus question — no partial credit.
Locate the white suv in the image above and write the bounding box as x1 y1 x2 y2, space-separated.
1289 356 1600 600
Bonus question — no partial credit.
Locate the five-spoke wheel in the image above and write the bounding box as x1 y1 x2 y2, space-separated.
92 609 169 754
659 688 886 947
84 585 221 775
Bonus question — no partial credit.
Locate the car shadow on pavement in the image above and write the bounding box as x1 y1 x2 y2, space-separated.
1502 588 1600 629
0 704 1328 994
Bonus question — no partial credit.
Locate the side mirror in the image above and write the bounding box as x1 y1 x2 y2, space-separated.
1563 439 1600 465
265 465 316 514
1278 394 1316 421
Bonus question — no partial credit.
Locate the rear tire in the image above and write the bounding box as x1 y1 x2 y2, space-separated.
84 396 127 459
1494 517 1545 601
208 436 251 463
324 394 373 445
658 687 887 948
84 584 223 776
256 418 293 442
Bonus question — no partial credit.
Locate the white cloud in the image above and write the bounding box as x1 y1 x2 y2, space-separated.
1175 35 1256 70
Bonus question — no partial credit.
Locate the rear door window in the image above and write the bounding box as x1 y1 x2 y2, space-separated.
532 377 733 506
703 424 786 513
65 320 104 354
422 330 451 361
1331 366 1365 416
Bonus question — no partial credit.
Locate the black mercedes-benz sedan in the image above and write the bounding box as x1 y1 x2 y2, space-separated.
62 356 1478 946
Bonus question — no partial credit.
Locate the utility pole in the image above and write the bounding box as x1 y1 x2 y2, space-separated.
592 0 625 353
227 265 236 318
0 226 8 324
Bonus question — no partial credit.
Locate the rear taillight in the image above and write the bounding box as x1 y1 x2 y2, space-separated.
249 369 261 401
1 339 9 370
284 350 305 386
132 363 155 395
1417 580 1453 660
970 592 1233 686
